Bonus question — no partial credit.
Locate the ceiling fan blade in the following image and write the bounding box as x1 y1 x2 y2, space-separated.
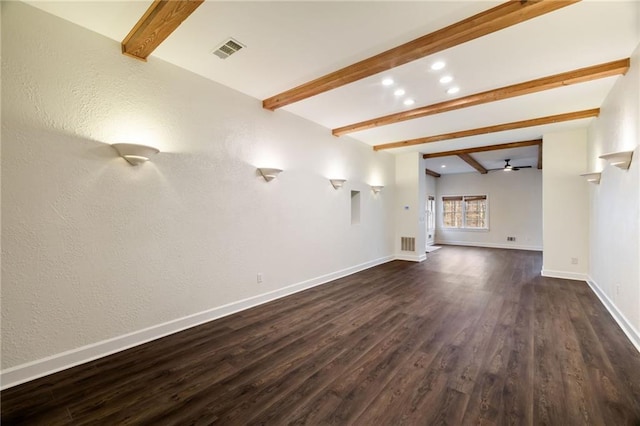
486 164 533 172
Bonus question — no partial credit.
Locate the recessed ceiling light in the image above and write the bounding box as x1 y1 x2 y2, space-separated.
403 99 415 106
439 75 453 84
441 165 447 168
382 78 394 86
394 89 406 96
447 86 460 95
431 61 445 71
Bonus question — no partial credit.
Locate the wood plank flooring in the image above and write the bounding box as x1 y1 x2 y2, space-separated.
2 246 640 425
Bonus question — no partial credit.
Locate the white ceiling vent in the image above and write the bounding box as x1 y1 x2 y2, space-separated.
212 38 245 59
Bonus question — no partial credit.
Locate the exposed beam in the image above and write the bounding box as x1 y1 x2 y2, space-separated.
333 59 629 136
423 139 542 159
458 154 488 174
374 109 599 151
425 169 441 178
262 0 580 110
538 143 543 169
122 0 204 61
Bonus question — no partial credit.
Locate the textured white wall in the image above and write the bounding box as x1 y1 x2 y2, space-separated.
587 42 640 336
1 3 395 370
435 169 542 250
542 128 589 279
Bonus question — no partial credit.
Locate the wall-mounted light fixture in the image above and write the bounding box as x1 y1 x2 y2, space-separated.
371 185 384 193
111 143 159 166
580 172 601 184
257 168 283 182
599 150 634 170
330 179 346 189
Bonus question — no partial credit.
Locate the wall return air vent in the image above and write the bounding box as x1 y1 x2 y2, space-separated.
212 38 245 59
401 237 416 252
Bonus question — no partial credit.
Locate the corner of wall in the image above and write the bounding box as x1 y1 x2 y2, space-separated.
542 129 589 278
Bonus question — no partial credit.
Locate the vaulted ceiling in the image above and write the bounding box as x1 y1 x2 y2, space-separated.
26 0 640 174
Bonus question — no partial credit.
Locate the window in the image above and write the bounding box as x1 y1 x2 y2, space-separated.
442 195 488 229
442 196 463 228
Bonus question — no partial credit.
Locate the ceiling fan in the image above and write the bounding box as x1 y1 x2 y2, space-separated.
502 159 533 171
489 159 533 172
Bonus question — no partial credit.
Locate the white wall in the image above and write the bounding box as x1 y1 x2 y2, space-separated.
435 169 542 250
424 172 437 247
394 152 425 261
586 42 640 350
542 128 589 280
0 2 396 385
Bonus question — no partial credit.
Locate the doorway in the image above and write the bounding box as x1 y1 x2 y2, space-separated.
426 195 435 248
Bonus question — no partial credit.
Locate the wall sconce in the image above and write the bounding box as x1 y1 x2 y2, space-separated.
330 179 346 189
580 172 601 184
371 185 384 194
257 168 283 182
111 143 159 166
599 150 634 170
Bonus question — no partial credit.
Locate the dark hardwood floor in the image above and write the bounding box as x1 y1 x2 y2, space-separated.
3 246 640 425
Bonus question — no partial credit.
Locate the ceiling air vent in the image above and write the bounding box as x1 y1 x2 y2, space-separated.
213 38 245 59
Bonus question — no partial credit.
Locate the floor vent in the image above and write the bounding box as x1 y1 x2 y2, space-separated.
213 38 245 59
401 237 416 252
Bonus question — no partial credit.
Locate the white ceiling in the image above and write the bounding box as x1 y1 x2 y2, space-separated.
26 0 640 174
424 145 540 175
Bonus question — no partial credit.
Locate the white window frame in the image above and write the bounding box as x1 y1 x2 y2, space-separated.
441 194 489 230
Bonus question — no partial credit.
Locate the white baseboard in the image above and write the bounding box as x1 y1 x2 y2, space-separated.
0 255 395 390
435 240 542 251
394 253 427 262
586 276 640 353
541 269 588 281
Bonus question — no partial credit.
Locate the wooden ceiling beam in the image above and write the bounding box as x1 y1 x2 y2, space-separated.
374 109 599 151
425 169 441 178
422 139 542 159
122 0 204 61
333 59 629 136
262 0 580 110
458 153 488 174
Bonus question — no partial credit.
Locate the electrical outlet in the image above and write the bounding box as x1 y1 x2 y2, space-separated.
257 273 263 284
571 257 578 265
507 236 516 242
